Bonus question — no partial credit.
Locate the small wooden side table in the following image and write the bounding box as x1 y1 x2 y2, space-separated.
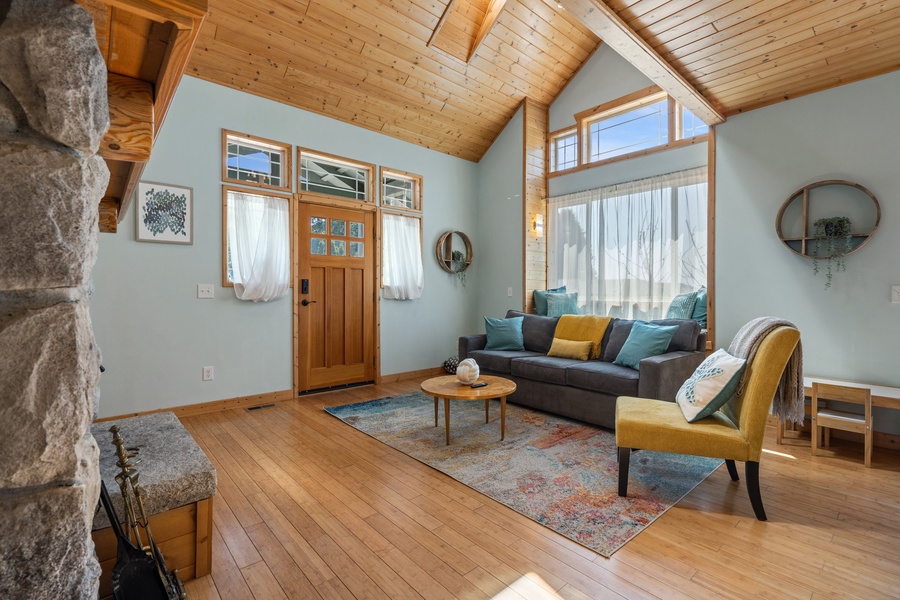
420 375 517 444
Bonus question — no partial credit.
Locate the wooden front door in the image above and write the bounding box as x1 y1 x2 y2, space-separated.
296 203 376 392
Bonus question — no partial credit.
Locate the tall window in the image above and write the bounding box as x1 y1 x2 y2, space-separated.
298 149 373 202
382 212 424 300
222 130 291 192
223 187 291 302
547 167 707 320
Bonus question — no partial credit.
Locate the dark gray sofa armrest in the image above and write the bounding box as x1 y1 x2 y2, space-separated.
637 351 705 402
459 335 487 360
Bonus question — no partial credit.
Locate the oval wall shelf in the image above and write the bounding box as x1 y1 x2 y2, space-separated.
435 230 473 273
775 180 880 259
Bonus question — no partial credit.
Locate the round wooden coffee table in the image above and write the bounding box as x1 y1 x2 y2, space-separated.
420 374 517 444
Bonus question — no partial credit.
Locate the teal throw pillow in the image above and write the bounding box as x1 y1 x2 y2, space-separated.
691 287 708 328
676 349 746 422
546 292 579 317
484 316 525 351
533 286 566 316
665 290 699 319
613 321 679 370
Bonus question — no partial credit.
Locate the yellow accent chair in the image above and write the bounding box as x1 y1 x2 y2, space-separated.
615 325 801 521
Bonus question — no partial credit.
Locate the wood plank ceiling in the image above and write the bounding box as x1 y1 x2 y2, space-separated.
188 0 900 163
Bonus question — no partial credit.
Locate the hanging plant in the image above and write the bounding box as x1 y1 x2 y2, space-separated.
451 249 467 287
812 216 853 289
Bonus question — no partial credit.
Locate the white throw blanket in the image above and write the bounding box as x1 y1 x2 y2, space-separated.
727 317 804 424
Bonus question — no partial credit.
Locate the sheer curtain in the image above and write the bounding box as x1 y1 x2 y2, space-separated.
548 167 707 320
228 191 291 302
382 212 423 300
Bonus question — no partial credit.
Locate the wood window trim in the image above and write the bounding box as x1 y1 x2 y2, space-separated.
379 166 423 213
297 146 376 206
574 84 664 124
379 208 423 290
548 127 577 173
222 129 293 193
548 133 709 179
221 184 294 288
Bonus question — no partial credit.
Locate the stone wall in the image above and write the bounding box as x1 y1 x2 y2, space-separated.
0 0 109 597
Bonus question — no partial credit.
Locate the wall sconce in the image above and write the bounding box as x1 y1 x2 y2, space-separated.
532 213 544 238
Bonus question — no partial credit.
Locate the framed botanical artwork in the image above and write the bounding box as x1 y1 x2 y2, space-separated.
135 181 193 244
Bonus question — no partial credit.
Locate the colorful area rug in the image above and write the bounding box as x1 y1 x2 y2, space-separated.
325 393 722 557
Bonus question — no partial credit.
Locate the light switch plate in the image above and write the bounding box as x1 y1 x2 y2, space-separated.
507 287 513 297
197 284 214 299
892 285 900 304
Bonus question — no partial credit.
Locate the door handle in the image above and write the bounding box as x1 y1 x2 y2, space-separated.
301 299 317 306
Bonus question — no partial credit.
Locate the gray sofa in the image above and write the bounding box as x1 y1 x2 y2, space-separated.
458 310 706 430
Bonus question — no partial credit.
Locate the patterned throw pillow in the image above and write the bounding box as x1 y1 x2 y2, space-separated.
533 286 567 316
546 292 579 317
676 349 747 423
665 291 699 319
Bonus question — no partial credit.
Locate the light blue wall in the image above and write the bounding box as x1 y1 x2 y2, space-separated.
474 105 525 329
716 70 900 432
92 77 478 417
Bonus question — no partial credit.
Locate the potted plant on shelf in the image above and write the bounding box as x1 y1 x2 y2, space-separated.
451 249 468 287
812 216 853 289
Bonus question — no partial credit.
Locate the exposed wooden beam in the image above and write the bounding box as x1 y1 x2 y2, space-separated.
99 197 119 233
101 73 154 162
427 0 458 48
99 0 206 29
467 0 510 63
557 0 725 125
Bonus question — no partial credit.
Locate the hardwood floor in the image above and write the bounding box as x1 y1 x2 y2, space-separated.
179 381 900 599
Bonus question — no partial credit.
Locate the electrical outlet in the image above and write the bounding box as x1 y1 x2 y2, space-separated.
197 284 214 299
202 366 214 381
892 285 900 304
507 287 513 297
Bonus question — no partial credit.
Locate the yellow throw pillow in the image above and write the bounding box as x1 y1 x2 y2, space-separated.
554 315 612 359
547 338 593 361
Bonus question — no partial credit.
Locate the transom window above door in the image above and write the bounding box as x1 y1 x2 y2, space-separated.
298 148 374 204
222 130 292 192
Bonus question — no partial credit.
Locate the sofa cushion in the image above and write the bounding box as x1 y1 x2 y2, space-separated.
469 349 543 374
602 318 701 361
510 355 581 385
484 316 524 351
506 310 559 353
566 361 640 398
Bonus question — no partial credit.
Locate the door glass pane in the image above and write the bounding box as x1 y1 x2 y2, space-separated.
331 240 346 256
310 217 327 234
311 238 327 255
349 222 364 238
331 219 346 236
349 242 364 257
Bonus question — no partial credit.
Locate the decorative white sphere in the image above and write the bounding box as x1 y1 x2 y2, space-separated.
456 358 480 384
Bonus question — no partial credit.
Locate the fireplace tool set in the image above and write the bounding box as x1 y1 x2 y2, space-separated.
98 425 187 600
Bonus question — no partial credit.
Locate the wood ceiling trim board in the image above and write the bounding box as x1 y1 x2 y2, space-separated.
468 54 556 103
433 20 476 61
701 19 900 97
483 27 579 80
138 19 176 82
506 0 599 56
467 0 510 61
76 0 112 60
689 6 900 86
102 0 205 28
476 38 570 92
558 0 724 125
489 21 587 72
500 6 594 66
427 0 459 46
676 0 883 74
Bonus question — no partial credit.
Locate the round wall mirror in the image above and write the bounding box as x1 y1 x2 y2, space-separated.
435 230 473 273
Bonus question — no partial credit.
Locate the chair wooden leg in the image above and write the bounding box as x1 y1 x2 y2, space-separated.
618 447 630 497
725 459 739 481
745 461 767 521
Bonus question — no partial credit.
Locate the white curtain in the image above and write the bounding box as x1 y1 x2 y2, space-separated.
382 212 423 300
228 191 291 302
548 167 707 320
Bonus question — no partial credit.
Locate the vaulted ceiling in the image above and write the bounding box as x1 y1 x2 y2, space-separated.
188 0 900 162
